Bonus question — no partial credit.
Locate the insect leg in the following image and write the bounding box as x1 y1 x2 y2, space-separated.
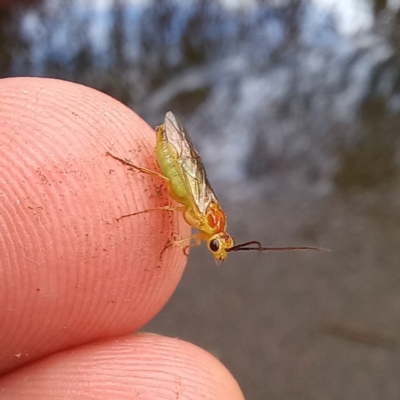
173 234 202 256
182 240 201 256
106 151 169 181
160 234 202 259
173 234 201 247
117 205 186 221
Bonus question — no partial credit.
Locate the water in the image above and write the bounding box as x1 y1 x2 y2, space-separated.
1 1 400 398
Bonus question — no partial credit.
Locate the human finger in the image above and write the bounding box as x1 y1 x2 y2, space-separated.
0 77 191 375
0 333 245 400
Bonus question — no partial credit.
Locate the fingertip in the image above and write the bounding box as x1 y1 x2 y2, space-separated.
0 334 245 400
0 77 191 374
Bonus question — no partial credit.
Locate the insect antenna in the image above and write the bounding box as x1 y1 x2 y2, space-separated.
227 241 329 252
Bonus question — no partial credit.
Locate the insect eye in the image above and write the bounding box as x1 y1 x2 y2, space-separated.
209 239 220 253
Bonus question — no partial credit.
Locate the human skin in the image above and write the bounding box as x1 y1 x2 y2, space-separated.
0 77 245 399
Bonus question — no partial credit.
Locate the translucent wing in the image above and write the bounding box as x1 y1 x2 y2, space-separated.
163 111 217 215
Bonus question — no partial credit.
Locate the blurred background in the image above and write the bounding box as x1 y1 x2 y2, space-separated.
2 0 400 398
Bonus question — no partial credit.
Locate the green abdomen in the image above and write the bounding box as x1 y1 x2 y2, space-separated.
156 140 190 204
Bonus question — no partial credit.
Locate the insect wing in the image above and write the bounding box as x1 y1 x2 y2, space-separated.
164 112 217 215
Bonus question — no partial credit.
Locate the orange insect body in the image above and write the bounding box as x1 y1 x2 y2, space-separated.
107 112 326 263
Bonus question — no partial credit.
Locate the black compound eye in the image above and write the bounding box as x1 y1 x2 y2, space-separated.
209 239 220 253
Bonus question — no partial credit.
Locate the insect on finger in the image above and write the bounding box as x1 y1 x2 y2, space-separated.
106 113 329 263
